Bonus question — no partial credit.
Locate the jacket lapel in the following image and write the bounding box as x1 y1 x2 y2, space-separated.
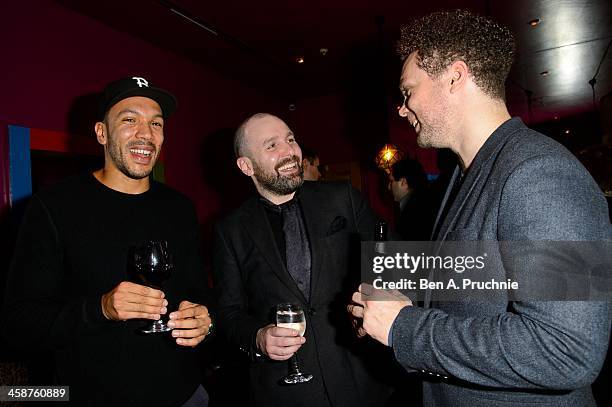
425 118 524 307
431 166 461 241
435 165 484 242
435 118 524 243
241 199 307 303
297 184 326 304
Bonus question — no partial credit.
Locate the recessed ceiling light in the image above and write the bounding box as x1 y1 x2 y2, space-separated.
565 129 571 134
528 18 541 27
540 70 550 77
296 56 305 64
554 116 559 120
319 48 328 56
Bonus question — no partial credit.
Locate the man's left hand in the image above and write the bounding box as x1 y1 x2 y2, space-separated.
348 284 412 346
168 301 212 347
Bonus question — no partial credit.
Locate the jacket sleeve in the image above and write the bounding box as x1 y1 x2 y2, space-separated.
391 154 611 390
213 221 268 359
2 196 108 350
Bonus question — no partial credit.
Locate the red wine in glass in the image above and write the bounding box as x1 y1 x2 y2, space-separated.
128 240 173 334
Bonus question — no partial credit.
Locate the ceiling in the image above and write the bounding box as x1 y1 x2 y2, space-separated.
58 0 612 124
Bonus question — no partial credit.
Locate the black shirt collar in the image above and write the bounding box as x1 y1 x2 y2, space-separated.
259 189 302 212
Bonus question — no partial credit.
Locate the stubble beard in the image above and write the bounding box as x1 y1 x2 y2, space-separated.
107 135 158 180
416 119 449 149
415 95 452 149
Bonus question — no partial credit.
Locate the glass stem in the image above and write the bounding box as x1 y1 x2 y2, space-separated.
289 353 301 375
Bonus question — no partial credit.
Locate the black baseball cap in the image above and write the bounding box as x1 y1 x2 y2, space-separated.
98 76 177 120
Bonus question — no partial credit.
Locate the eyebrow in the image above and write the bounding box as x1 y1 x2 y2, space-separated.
262 131 294 145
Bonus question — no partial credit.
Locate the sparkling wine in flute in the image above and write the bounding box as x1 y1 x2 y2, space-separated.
276 304 313 384
276 312 306 336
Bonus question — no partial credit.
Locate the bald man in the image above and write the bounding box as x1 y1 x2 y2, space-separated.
213 113 395 406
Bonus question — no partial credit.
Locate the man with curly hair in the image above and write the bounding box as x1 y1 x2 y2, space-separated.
349 9 610 407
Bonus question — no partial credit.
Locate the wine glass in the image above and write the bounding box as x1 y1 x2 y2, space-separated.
276 303 313 384
128 240 174 334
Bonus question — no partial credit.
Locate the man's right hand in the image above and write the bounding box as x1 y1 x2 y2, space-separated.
101 281 167 321
255 324 305 360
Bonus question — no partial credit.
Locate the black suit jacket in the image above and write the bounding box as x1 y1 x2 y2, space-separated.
395 189 436 241
214 181 394 407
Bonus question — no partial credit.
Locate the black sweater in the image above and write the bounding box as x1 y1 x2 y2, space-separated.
2 173 210 406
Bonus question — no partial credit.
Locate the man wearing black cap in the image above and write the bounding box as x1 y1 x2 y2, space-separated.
3 77 212 406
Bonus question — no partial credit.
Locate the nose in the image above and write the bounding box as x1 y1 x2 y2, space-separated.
280 139 298 158
398 104 409 118
136 121 153 140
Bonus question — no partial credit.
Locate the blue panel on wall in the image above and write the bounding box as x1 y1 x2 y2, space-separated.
8 125 32 206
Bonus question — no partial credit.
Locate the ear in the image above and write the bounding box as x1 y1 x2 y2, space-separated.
449 60 469 94
400 177 409 189
302 158 310 169
94 122 107 145
236 156 254 177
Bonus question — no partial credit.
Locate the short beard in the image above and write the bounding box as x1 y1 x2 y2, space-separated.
252 155 304 196
107 136 157 180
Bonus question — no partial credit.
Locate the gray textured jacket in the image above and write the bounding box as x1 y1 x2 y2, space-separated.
392 118 611 406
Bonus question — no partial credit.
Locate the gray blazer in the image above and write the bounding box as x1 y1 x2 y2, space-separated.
391 118 611 406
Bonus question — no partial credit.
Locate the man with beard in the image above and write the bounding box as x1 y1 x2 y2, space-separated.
349 10 611 407
2 77 212 406
213 113 394 406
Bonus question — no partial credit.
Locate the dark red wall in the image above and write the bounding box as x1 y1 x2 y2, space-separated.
1 0 283 229
0 1 443 236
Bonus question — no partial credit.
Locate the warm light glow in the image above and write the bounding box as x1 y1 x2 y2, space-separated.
528 18 541 27
375 144 404 170
296 57 305 64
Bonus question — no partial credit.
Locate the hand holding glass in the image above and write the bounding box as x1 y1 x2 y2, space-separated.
128 240 173 334
276 303 313 384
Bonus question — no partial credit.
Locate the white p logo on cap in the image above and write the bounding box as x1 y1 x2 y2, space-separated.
132 77 149 87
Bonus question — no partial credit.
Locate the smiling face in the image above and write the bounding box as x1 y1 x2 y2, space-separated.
388 173 408 202
237 114 303 197
96 96 164 180
303 156 321 181
398 52 453 149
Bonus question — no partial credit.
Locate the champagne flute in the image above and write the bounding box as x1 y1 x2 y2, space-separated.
276 303 313 384
128 240 174 334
